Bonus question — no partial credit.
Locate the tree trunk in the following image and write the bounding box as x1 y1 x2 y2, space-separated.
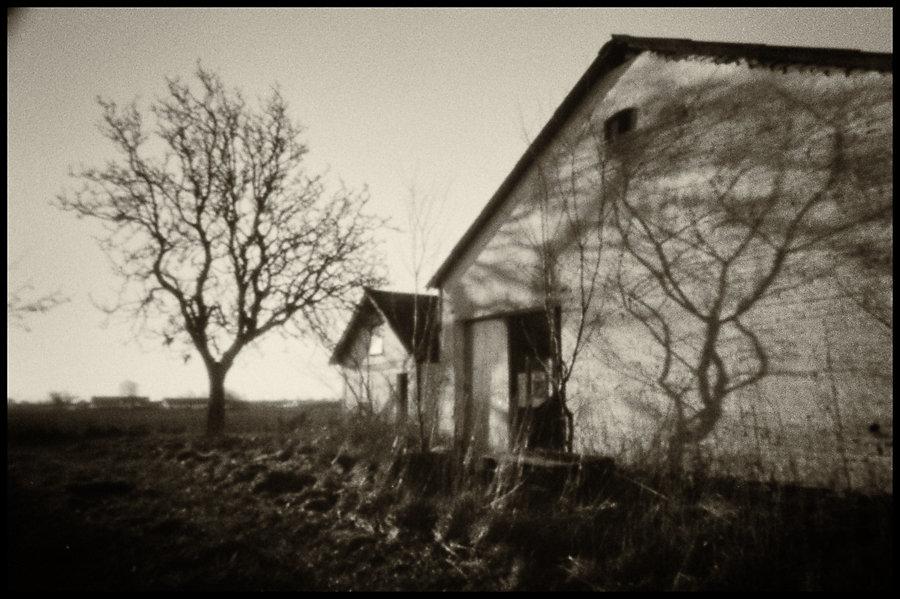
668 433 687 477
415 363 428 452
667 403 721 476
560 387 575 454
206 362 228 437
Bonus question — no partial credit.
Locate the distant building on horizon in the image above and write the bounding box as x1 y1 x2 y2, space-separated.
160 397 210 410
160 397 248 410
90 395 152 409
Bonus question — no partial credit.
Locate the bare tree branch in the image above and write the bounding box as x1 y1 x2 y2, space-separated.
7 281 69 331
55 65 385 435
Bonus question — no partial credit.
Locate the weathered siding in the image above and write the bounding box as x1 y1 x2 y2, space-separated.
437 51 892 488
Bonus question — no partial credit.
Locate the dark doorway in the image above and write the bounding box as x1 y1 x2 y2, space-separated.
507 310 565 452
396 372 409 426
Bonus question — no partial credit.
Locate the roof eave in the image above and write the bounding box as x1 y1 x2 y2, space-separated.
329 292 377 365
427 37 632 289
367 290 439 358
612 34 893 72
427 34 892 289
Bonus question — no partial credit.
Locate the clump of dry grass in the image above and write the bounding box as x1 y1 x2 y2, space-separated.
7 403 892 591
392 448 893 591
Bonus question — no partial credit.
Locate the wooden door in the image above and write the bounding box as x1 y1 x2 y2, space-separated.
466 318 510 452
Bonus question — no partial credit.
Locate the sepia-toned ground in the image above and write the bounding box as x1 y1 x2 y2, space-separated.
7 404 474 591
7 404 893 591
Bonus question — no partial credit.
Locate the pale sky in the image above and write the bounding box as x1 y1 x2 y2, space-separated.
7 8 893 402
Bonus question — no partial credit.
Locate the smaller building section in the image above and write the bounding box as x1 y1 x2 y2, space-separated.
331 288 444 438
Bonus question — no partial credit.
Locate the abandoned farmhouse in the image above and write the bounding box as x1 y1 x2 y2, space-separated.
331 288 441 421
334 35 893 488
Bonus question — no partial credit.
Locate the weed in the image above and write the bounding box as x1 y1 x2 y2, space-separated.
7 403 892 591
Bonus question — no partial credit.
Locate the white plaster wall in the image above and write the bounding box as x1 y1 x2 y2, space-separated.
436 51 892 488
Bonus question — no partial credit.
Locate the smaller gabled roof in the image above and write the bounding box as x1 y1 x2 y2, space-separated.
330 288 440 365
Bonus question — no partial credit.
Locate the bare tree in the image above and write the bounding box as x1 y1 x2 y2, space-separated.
400 182 446 451
56 65 384 436
49 391 77 408
119 380 139 397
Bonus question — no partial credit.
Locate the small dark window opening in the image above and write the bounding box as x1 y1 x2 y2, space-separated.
604 108 637 142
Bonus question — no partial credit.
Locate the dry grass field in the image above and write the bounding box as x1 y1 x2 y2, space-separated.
7 402 892 591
